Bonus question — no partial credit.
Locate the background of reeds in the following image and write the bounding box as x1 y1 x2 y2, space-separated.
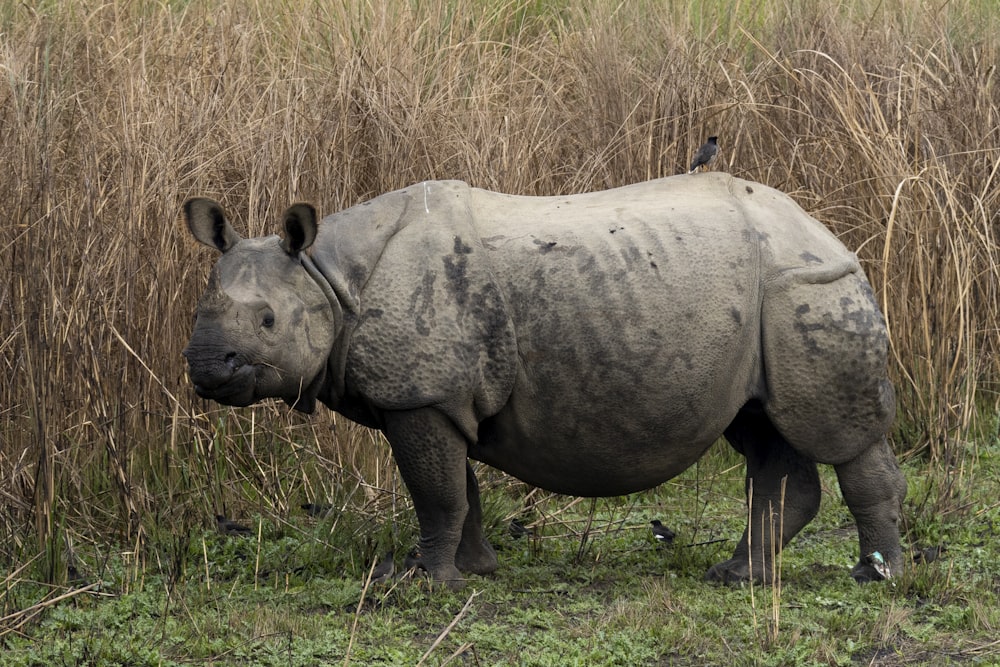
1 0 998 607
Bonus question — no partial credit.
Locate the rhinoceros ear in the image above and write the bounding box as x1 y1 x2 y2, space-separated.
281 203 318 255
184 198 242 253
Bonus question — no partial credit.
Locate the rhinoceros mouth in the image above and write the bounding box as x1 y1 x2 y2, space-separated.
193 382 256 407
190 364 258 406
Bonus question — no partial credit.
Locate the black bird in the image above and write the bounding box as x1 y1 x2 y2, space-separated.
688 136 719 174
67 563 88 587
301 502 333 517
509 518 534 539
404 548 425 573
215 514 253 537
369 550 395 585
913 545 945 564
649 520 676 544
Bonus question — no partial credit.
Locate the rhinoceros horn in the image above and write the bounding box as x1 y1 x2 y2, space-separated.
197 267 232 316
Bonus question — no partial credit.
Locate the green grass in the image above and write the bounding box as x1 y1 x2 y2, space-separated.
3 442 998 666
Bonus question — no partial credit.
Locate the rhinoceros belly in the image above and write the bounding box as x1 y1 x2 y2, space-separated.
467 187 764 496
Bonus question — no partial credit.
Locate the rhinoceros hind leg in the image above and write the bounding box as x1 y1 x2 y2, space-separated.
706 406 821 584
454 462 499 575
835 437 906 583
383 409 470 589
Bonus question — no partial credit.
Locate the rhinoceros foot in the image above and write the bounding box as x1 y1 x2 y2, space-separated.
851 560 886 584
455 536 498 575
401 536 497 590
403 549 467 590
850 549 900 584
705 557 770 585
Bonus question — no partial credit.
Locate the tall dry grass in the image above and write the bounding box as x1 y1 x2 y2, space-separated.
1 0 998 581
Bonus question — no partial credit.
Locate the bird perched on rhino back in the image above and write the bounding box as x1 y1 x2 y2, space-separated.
688 136 719 173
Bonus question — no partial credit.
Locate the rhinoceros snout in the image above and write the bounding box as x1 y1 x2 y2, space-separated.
182 334 256 401
187 360 257 406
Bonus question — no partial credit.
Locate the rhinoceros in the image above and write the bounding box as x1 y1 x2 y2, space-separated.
182 174 906 588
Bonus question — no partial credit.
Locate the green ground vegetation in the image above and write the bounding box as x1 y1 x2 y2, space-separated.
3 439 999 665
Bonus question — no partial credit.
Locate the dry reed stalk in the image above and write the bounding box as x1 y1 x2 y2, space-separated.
769 477 786 644
0 581 104 640
415 589 480 667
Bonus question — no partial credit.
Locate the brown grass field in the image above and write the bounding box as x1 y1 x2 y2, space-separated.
1 0 998 630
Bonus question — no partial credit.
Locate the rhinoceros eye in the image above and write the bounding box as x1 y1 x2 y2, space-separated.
261 312 275 329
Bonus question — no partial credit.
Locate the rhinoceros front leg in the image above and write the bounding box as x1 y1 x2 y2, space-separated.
382 408 496 589
706 408 821 584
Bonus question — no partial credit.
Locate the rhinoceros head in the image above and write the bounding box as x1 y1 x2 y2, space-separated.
182 198 337 413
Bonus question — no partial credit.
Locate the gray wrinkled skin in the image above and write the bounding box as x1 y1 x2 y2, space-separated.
183 174 906 589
